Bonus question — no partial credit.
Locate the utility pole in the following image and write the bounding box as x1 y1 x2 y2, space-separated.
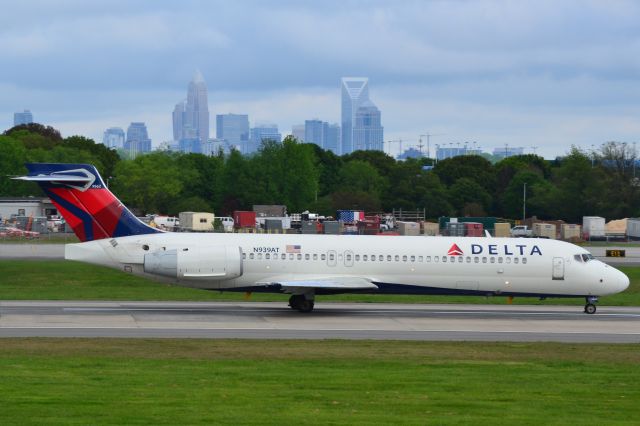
523 182 527 223
530 146 538 155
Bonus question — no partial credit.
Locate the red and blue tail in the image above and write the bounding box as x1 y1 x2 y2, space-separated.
14 163 161 242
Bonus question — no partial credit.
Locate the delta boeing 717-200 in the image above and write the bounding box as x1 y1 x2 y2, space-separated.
15 163 629 313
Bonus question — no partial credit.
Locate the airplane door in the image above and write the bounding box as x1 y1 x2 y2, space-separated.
327 250 337 267
344 250 354 267
552 257 564 280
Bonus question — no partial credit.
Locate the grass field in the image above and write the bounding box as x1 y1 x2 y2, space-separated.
0 259 638 306
0 339 638 425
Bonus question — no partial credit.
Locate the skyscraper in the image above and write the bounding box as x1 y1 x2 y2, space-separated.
303 120 340 154
102 127 125 149
216 114 250 153
291 124 305 142
352 100 384 152
14 110 33 126
250 125 281 153
125 122 152 157
304 119 327 149
173 70 209 145
341 77 369 155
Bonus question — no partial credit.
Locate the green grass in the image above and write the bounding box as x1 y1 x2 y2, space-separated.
1 259 639 306
0 339 638 425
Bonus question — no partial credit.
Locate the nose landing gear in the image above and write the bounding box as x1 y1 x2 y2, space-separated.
584 296 598 314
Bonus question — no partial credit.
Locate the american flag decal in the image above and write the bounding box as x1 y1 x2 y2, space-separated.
286 244 302 253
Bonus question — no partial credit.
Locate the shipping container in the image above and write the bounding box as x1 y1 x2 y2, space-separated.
582 216 605 239
494 222 511 238
233 211 257 228
397 221 420 236
439 216 497 232
422 222 439 236
323 221 342 235
464 222 484 237
253 205 287 218
627 218 640 240
264 219 283 231
561 224 581 240
179 212 215 231
301 221 318 234
533 223 556 239
337 210 365 223
446 222 465 237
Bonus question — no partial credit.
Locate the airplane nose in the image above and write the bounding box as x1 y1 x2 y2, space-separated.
618 271 630 293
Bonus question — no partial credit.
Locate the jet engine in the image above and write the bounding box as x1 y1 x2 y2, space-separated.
143 246 243 281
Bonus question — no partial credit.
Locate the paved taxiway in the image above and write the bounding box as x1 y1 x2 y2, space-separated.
1 301 639 343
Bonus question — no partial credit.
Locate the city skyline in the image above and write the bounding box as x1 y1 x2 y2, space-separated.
2 1 640 159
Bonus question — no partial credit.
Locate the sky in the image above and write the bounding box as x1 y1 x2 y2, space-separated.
1 0 639 159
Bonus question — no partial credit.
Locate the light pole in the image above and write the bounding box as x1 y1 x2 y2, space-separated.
523 182 527 223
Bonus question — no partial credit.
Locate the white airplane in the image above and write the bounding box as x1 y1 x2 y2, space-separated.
15 163 629 313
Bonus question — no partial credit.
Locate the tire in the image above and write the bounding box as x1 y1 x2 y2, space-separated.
585 304 597 315
297 299 314 313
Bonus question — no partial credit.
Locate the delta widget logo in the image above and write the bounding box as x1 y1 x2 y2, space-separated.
447 244 463 256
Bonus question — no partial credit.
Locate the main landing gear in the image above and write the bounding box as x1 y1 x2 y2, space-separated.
584 296 598 314
289 294 315 313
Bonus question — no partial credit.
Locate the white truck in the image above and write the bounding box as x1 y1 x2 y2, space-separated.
510 225 533 237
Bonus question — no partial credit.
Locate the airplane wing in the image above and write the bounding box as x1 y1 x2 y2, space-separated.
257 276 378 292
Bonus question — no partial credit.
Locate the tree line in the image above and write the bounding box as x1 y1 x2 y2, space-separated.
1 123 639 223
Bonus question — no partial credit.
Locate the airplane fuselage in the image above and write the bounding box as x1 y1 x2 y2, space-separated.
66 232 629 298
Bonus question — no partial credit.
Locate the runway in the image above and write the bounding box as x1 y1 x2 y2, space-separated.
1 301 639 343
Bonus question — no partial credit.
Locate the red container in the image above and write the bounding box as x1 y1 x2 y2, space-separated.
234 211 257 228
464 222 483 237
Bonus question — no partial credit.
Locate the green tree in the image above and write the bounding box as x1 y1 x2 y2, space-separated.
111 152 183 214
447 177 492 216
434 155 496 193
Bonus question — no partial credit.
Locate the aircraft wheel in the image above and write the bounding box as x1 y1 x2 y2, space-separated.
584 303 597 314
297 299 315 313
288 295 302 310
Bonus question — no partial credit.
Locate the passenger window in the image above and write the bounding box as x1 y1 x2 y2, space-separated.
346 254 351 261
466 256 470 263
297 254 302 260
523 258 528 264
371 255 376 262
265 253 270 260
457 257 462 263
250 253 255 260
258 253 263 260
305 254 310 260
514 258 519 264
426 256 431 262
418 256 423 262
410 255 415 262
321 254 326 260
242 253 246 260
387 255 392 261
355 255 360 261
281 253 286 260
363 255 368 261
498 257 503 264
490 257 495 263
313 254 318 260
329 253 335 261
395 255 400 262
379 255 383 261
434 256 439 263
506 257 511 264
289 254 294 260
474 257 479 263
482 257 487 263
443 256 447 263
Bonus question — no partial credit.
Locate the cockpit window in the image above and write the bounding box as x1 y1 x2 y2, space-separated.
581 253 595 262
574 254 583 262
